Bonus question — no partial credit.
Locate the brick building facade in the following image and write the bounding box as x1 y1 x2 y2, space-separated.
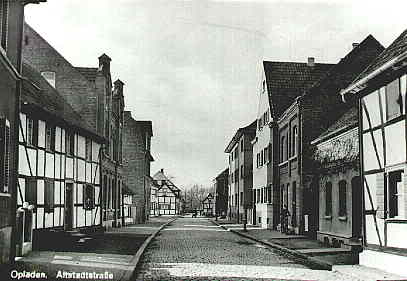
123 111 153 224
213 168 228 217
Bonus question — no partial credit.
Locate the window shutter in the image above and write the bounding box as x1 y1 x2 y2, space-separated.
0 118 10 193
376 173 385 219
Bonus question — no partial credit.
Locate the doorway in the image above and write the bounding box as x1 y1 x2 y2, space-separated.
64 183 74 230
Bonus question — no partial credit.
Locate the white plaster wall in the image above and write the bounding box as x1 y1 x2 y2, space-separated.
38 150 45 177
55 154 61 179
61 129 65 153
77 135 86 159
360 249 407 276
18 145 36 176
77 159 85 182
19 113 26 142
38 120 46 148
387 223 407 249
85 162 92 183
55 127 62 152
37 180 44 205
66 157 74 179
92 142 100 161
45 153 54 178
18 179 25 205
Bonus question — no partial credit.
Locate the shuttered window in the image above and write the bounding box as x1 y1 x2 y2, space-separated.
25 178 37 212
0 118 10 193
44 180 54 213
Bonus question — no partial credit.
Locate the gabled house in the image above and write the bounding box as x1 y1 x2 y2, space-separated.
340 28 407 276
225 120 256 223
150 169 181 216
201 193 214 217
275 35 384 237
123 111 154 224
253 59 333 230
22 24 127 229
213 168 229 217
0 0 45 267
17 62 105 253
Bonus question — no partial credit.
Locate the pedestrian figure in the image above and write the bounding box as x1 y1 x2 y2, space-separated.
281 205 290 233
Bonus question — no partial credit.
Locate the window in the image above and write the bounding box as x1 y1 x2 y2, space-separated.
26 118 38 146
240 192 243 205
260 188 264 203
325 182 332 216
45 124 55 151
41 71 56 88
83 184 95 210
234 148 238 159
386 78 403 120
388 170 404 218
66 132 75 156
231 152 234 161
338 180 347 217
257 189 260 203
85 138 92 161
258 216 262 224
240 139 244 152
280 136 285 162
292 126 298 156
44 180 54 213
240 165 244 179
0 0 10 50
264 147 269 163
260 150 264 166
0 118 10 193
292 182 297 226
25 178 37 212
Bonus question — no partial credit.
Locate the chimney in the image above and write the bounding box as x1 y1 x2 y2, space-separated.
352 43 359 49
160 168 164 173
114 79 124 96
307 57 315 67
98 53 111 75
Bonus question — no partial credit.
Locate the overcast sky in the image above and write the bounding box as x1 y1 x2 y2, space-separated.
25 0 407 189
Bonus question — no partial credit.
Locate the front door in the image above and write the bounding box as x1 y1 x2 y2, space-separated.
64 183 74 230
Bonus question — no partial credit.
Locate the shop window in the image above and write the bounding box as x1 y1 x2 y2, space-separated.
44 180 54 213
338 180 347 217
325 182 332 216
83 184 95 210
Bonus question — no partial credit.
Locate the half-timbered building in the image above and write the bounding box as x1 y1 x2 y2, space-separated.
201 193 214 217
150 169 181 216
341 28 407 276
22 25 126 229
18 62 105 252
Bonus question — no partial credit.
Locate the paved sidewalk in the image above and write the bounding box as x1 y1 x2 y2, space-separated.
212 218 406 279
3 217 175 281
212 219 356 269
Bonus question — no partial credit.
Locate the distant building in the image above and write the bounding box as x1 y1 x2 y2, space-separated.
225 121 256 223
150 169 181 216
123 111 154 224
201 193 214 216
213 168 228 217
341 28 407 276
23 25 127 229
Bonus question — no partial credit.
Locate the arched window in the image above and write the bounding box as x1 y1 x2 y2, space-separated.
280 136 285 162
292 126 298 156
339 180 347 217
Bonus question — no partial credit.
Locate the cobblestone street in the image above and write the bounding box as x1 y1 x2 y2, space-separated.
134 217 371 281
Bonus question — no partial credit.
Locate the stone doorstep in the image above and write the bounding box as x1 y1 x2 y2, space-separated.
296 248 352 254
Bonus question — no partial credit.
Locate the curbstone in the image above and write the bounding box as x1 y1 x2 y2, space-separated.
120 217 179 281
210 219 332 271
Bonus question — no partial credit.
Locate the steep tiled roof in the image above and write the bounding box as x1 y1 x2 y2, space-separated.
304 35 384 99
353 29 407 83
224 120 257 153
152 170 181 193
313 106 358 144
264 61 334 118
75 67 98 82
21 62 103 141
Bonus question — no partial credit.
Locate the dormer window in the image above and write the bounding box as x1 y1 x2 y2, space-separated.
41 71 56 88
